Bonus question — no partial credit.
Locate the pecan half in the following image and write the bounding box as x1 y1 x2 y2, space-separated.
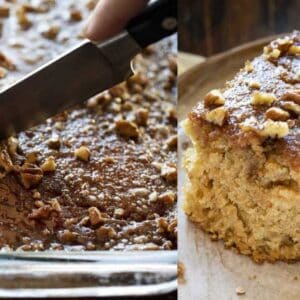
19 163 43 189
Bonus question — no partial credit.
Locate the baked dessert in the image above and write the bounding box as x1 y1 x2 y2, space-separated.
183 32 300 263
0 0 177 251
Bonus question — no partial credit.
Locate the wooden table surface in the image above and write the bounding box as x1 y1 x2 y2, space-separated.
179 0 300 56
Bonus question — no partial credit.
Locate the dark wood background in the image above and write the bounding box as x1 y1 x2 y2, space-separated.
179 0 300 56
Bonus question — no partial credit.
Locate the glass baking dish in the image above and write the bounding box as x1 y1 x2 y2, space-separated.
0 250 177 298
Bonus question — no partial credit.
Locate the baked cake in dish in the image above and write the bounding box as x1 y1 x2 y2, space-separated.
183 32 300 263
0 0 177 251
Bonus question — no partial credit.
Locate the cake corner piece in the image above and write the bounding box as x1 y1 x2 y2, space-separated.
183 31 300 263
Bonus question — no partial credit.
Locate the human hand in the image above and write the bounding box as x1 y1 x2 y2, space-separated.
85 0 149 42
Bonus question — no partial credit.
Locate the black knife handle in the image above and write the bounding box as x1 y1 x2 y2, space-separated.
126 0 177 48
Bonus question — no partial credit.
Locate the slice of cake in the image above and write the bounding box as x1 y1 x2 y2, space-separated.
182 32 300 263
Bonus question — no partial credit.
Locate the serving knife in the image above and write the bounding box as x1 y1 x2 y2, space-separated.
0 0 177 139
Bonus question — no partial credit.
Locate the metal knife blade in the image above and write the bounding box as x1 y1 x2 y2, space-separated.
0 31 141 139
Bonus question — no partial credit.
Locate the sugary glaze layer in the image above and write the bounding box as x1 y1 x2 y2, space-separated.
184 33 300 263
190 31 300 171
0 0 177 251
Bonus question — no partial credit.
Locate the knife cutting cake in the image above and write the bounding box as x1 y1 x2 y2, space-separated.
183 32 300 263
0 0 177 251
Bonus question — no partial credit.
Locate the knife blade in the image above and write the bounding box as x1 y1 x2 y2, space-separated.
0 0 177 139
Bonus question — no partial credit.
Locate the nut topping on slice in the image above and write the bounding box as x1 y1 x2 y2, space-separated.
248 80 261 89
251 92 277 106
265 107 290 121
244 60 254 73
281 101 300 115
263 47 281 61
205 106 228 126
260 120 289 138
281 90 300 105
204 89 225 107
288 45 300 55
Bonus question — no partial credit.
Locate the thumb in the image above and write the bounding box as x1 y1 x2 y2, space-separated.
84 0 149 42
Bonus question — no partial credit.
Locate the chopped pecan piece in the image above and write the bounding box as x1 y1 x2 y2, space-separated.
263 46 281 61
248 80 261 89
109 86 125 97
0 51 15 70
16 6 32 30
265 107 290 121
260 120 289 138
281 101 300 115
288 45 300 55
22 3 52 13
86 0 98 10
41 24 60 39
74 146 91 161
114 208 125 218
50 198 61 212
251 92 277 106
115 120 139 138
88 206 103 225
168 55 177 74
7 137 18 155
32 191 41 199
281 90 300 105
47 136 61 149
58 229 78 243
28 205 52 219
26 151 39 164
0 149 14 172
96 226 117 242
128 72 148 87
69 9 82 22
0 67 7 78
205 106 228 126
134 108 149 126
165 135 177 150
0 5 10 17
244 60 254 73
204 89 225 107
158 191 176 205
34 200 44 208
161 164 177 183
41 156 56 172
19 163 43 189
